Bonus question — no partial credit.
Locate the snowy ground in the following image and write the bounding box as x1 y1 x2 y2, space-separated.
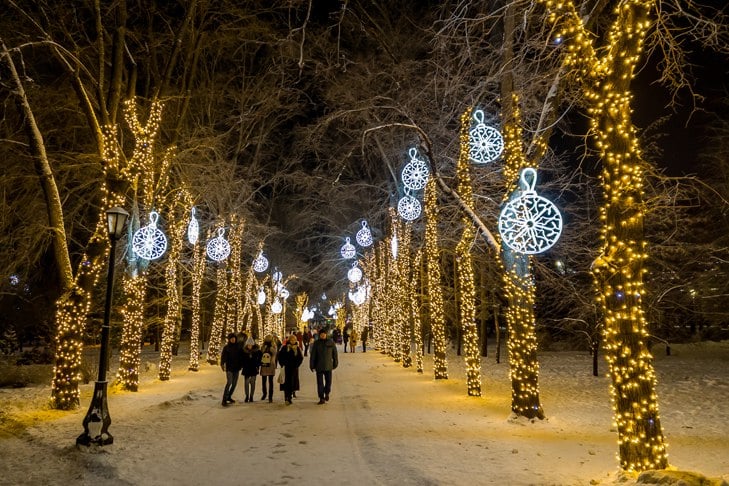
1 340 728 486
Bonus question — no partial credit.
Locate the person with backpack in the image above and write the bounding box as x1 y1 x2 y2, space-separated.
259 335 278 402
309 327 338 405
220 333 244 406
241 337 262 402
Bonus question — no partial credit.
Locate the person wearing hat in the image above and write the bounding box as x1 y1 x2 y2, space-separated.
309 327 338 405
220 333 244 406
277 334 303 405
241 337 262 402
259 335 278 402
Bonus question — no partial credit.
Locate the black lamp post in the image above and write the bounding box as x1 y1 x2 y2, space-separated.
77 206 129 447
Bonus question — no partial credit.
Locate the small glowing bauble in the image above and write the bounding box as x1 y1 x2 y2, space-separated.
401 147 430 190
279 288 290 299
349 286 366 305
398 195 422 221
340 237 356 259
321 293 327 300
348 264 363 283
271 297 282 314
301 307 311 322
206 227 231 261
132 211 168 260
328 306 335 316
252 252 269 273
257 288 266 305
498 168 563 255
187 207 199 245
356 221 373 247
273 270 282 282
391 233 398 260
469 109 504 164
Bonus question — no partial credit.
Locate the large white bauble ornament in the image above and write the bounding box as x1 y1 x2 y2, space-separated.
340 237 356 259
257 287 266 305
206 227 231 262
132 211 168 260
271 297 282 314
498 168 563 255
252 251 269 273
349 286 366 305
272 270 282 282
187 207 199 245
279 287 290 299
348 264 363 283
469 109 504 164
356 221 373 247
401 147 430 191
397 195 422 221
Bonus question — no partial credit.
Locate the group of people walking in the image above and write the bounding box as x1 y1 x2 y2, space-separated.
220 327 342 407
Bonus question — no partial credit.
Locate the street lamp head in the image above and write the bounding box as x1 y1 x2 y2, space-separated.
106 207 130 240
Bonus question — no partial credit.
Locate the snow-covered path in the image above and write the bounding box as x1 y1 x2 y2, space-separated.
1 342 728 485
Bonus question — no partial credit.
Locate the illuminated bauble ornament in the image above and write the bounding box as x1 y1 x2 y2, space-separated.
321 293 327 300
356 221 373 247
271 297 282 314
279 287 290 299
257 287 266 305
469 109 504 164
206 227 231 262
349 286 366 305
340 237 356 259
272 270 282 282
301 307 311 322
398 195 422 221
187 207 199 245
252 251 269 273
498 168 563 255
391 233 399 260
328 306 335 316
132 211 168 260
348 264 363 283
401 147 430 190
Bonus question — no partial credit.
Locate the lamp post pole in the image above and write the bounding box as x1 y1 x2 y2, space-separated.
77 207 128 447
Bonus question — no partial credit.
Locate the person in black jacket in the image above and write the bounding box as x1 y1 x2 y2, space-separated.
277 335 303 405
241 337 262 402
220 333 244 406
309 328 338 405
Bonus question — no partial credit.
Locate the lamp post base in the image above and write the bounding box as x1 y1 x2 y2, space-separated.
76 381 113 447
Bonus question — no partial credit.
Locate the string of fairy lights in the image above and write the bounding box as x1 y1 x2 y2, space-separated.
424 178 448 379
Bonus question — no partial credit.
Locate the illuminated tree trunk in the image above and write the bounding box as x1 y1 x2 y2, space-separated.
399 223 413 368
425 178 448 379
226 216 245 332
207 263 228 365
411 249 424 373
456 108 482 397
188 234 207 371
159 208 185 381
540 0 667 470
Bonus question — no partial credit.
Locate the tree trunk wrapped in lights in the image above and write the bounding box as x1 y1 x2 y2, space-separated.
424 178 448 379
539 0 668 470
456 108 482 397
207 261 229 365
398 223 413 368
188 228 208 371
158 204 186 381
411 249 424 373
226 215 245 332
499 99 545 419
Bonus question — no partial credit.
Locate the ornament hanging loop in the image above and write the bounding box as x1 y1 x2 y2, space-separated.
473 109 484 124
149 211 159 226
408 147 418 159
217 227 225 237
519 168 538 193
191 207 196 217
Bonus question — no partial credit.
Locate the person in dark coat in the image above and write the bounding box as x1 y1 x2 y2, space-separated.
220 333 244 406
277 335 303 405
361 326 370 353
309 327 338 405
303 329 312 356
342 327 350 353
241 337 262 402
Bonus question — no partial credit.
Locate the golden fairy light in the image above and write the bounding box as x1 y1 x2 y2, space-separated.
424 178 448 379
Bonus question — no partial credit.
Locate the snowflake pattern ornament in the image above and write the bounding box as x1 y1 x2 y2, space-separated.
401 147 430 191
132 211 168 260
187 207 199 245
498 168 563 255
206 227 231 262
356 221 373 247
348 263 363 283
252 251 269 273
340 237 356 259
397 194 422 221
469 109 504 164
